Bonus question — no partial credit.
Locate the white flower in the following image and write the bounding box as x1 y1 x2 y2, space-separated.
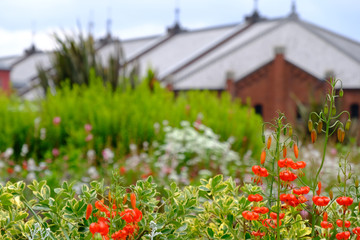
87 149 96 161
40 128 46 140
21 144 29 157
4 148 13 158
88 166 99 179
14 165 21 172
26 172 36 181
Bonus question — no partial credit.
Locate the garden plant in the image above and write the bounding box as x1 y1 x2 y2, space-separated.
1 78 360 239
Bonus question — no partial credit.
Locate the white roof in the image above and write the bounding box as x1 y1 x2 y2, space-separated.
0 55 22 69
134 24 237 77
170 18 360 90
10 52 53 88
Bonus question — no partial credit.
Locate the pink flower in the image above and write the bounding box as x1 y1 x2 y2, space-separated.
86 134 93 142
84 124 92 132
52 148 60 157
53 117 61 125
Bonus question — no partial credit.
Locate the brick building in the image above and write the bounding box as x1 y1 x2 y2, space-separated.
0 64 10 95
1 4 360 122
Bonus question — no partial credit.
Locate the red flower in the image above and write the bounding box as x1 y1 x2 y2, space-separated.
270 212 285 220
112 229 127 240
248 194 263 202
252 165 269 177
262 218 281 228
242 211 259 221
280 194 300 207
86 204 92 220
336 196 353 206
252 230 266 237
95 199 109 213
320 221 333 229
353 227 360 235
335 231 350 240
252 165 269 185
312 196 330 206
336 219 351 228
253 206 269 214
293 186 310 195
278 158 295 168
279 170 298 182
89 218 109 237
120 208 143 223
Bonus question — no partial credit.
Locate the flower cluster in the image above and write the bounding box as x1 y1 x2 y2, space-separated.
251 165 269 185
88 193 142 240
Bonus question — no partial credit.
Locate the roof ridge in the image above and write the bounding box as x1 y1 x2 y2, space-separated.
301 19 360 47
171 19 288 85
297 20 360 64
160 22 255 80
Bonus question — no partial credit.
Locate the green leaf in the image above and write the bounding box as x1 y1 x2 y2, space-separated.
207 227 214 238
0 193 12 206
175 223 187 232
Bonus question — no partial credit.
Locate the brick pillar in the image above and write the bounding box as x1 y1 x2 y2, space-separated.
0 68 10 95
225 71 235 98
266 46 286 121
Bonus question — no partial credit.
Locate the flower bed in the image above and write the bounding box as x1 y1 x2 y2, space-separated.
1 78 360 239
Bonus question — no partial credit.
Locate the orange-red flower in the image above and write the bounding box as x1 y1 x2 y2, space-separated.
336 196 353 206
242 211 259 221
312 196 330 206
247 194 263 202
253 206 269 214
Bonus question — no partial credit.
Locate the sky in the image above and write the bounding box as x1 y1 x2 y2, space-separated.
0 0 360 57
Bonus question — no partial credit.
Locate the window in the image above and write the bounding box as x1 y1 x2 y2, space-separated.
254 104 263 116
350 103 359 119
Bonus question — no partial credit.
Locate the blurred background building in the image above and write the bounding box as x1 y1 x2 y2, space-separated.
0 3 359 122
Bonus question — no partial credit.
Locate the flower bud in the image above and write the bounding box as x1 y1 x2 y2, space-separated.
308 119 313 132
329 190 333 200
108 191 112 202
339 89 344 97
267 136 272 149
288 126 293 137
324 103 329 115
262 134 265 143
293 143 299 159
317 120 323 133
345 119 351 131
283 127 287 135
332 105 336 116
349 172 352 179
261 150 266 165
283 145 287 158
355 178 359 188
311 129 317 143
338 174 341 183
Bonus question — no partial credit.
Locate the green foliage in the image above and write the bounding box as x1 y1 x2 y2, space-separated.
1 73 262 177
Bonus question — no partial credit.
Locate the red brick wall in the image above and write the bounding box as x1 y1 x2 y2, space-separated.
0 70 10 95
233 53 325 123
339 89 360 119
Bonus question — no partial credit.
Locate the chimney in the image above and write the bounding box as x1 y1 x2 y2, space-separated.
225 71 235 97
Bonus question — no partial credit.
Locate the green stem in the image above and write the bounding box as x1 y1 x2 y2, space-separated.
275 119 282 240
310 84 334 237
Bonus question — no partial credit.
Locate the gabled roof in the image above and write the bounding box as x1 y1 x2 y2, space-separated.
10 52 53 88
166 17 360 90
128 23 239 77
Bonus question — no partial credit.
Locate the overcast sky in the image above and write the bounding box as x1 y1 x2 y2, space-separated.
1 0 359 57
